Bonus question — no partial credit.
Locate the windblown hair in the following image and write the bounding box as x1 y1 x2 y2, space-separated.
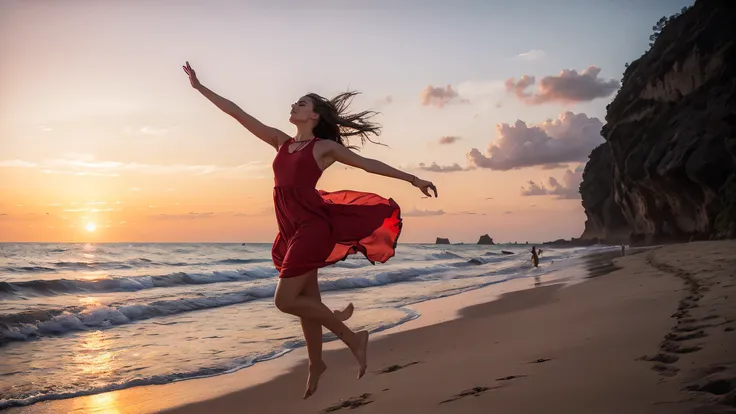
306 91 383 149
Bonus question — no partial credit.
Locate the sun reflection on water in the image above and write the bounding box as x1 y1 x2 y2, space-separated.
73 391 121 414
79 296 101 307
66 330 124 413
73 330 117 383
79 270 109 281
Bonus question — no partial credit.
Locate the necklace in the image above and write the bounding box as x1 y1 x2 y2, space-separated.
289 137 314 153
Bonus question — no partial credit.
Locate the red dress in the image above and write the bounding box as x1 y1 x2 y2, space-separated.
271 137 402 278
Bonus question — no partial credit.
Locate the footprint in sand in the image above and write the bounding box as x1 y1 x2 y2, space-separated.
672 310 691 319
639 353 679 364
685 376 736 398
665 331 708 341
661 341 703 354
323 393 373 413
674 324 712 333
496 375 528 381
439 386 503 404
652 364 679 377
377 361 422 374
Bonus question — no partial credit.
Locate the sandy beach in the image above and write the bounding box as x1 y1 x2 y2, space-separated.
11 240 736 414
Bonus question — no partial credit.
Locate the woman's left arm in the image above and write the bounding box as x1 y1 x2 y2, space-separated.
326 142 438 197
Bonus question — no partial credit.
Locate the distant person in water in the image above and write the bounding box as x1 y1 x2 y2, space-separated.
183 62 437 399
531 246 540 268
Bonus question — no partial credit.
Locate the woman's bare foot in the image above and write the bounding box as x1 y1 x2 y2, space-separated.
350 330 369 379
333 303 354 322
303 360 327 400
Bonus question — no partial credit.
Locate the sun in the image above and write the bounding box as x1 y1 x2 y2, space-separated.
85 222 97 232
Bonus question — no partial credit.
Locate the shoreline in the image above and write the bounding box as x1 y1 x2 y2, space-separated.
5 247 628 413
0 241 580 409
161 241 734 414
10 242 736 413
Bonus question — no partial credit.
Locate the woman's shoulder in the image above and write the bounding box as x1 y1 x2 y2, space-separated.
314 137 341 148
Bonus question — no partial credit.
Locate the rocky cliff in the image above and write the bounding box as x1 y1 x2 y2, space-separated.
579 0 736 243
580 144 630 241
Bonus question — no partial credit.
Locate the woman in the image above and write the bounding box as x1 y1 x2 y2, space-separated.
182 62 437 399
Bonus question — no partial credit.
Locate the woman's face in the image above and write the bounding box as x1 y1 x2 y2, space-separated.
289 96 319 125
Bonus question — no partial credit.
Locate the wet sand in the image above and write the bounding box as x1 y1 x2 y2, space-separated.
12 241 736 414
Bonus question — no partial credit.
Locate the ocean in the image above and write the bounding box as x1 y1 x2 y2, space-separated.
0 242 617 409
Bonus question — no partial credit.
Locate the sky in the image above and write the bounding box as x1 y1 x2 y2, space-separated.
0 0 693 243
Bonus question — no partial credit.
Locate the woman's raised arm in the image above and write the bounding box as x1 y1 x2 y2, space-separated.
183 61 290 150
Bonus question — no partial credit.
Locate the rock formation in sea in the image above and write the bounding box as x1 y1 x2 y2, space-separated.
435 237 450 244
579 0 736 244
477 234 495 245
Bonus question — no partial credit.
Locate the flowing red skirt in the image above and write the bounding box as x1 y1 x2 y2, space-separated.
271 188 402 278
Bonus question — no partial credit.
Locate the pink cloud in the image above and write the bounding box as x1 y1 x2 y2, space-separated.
505 66 619 105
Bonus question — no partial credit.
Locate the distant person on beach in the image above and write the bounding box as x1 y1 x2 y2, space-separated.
531 246 539 268
183 62 437 399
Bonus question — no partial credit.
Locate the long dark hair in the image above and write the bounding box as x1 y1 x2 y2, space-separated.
306 91 383 149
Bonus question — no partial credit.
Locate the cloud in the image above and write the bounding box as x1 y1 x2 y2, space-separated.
420 85 462 108
520 181 548 196
0 160 38 168
150 210 270 220
140 126 169 137
520 165 584 199
541 163 570 170
124 125 172 137
515 49 546 61
467 111 603 170
438 136 461 145
418 162 465 173
0 153 267 178
505 66 619 105
403 208 445 217
40 169 120 177
447 211 477 216
151 212 215 220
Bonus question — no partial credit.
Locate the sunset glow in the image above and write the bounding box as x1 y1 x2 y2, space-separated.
0 1 690 243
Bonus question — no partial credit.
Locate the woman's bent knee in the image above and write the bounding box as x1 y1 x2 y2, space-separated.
274 292 295 314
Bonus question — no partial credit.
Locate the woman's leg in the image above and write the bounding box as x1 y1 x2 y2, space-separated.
300 272 356 399
300 273 326 399
274 271 369 380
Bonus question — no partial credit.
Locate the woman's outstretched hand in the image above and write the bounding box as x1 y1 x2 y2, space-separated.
182 61 202 89
412 176 438 197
